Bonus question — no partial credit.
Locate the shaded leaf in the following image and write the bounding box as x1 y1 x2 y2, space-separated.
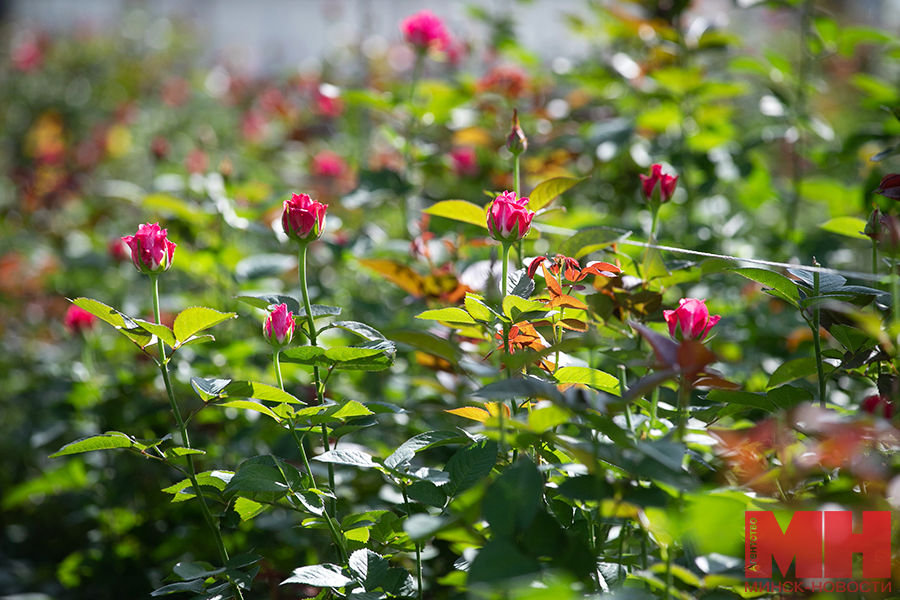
444 439 498 497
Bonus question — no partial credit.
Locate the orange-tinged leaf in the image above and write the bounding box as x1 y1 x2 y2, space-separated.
542 263 563 296
446 406 491 422
548 294 588 310
359 259 424 297
581 262 621 276
560 319 588 332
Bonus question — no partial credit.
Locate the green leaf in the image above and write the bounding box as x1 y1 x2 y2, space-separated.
297 304 342 319
554 366 620 395
423 200 488 229
829 324 874 353
71 298 153 348
502 295 545 322
233 293 301 314
464 293 493 322
151 580 206 596
385 431 469 469
730 268 800 307
444 439 498 497
415 307 476 324
557 227 631 259
214 400 281 421
162 470 233 502
224 464 290 496
173 307 236 343
820 217 870 240
706 389 775 412
329 321 386 341
142 193 211 227
767 385 814 409
402 514 453 541
281 342 396 371
314 449 377 468
282 564 354 587
871 142 900 163
234 497 266 521
293 400 375 425
190 377 304 405
528 405 571 433
527 176 589 211
348 550 390 591
467 539 541 584
173 562 225 581
405 481 447 507
474 377 564 403
49 432 134 458
482 459 542 537
388 330 461 363
133 320 176 347
767 357 826 388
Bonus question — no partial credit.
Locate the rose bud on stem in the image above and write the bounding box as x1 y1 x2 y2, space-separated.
639 163 678 242
507 109 528 264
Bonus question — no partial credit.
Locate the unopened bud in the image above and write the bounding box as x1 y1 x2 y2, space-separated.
506 108 527 156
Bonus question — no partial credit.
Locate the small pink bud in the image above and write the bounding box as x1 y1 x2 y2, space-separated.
263 303 295 348
663 298 720 342
64 305 97 335
640 164 678 204
282 193 328 243
487 191 535 243
122 223 177 275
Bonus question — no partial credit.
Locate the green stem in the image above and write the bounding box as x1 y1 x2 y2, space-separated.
650 204 660 244
401 484 424 600
500 242 512 378
151 276 237 596
618 365 633 432
873 239 879 283
677 377 689 442
273 350 284 391
892 257 900 333
812 270 827 407
514 155 524 265
402 51 425 237
275 351 319 491
297 244 336 516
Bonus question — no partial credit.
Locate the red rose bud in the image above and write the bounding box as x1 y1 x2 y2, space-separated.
401 10 450 53
861 394 893 418
874 174 900 200
263 303 295 348
282 193 327 243
487 191 534 243
64 304 97 335
663 298 720 342
864 206 882 241
122 223 177 275
107 237 129 262
506 109 528 156
640 163 678 204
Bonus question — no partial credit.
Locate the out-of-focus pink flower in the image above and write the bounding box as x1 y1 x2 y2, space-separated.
282 193 327 243
401 10 450 52
64 305 97 335
122 223 177 275
487 191 534 243
150 136 170 160
640 164 678 204
241 111 267 144
311 151 347 178
108 237 129 262
861 394 894 418
161 76 191 108
874 174 900 200
315 92 344 118
259 87 288 115
448 147 478 177
185 149 209 174
663 298 720 342
263 303 295 348
12 32 43 72
477 64 529 99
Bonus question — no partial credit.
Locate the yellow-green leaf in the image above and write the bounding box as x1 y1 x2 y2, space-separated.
415 308 476 324
554 366 620 395
820 216 869 240
423 200 488 229
527 176 589 212
174 307 237 342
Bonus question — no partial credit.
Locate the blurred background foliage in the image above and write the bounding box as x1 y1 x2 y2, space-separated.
2 0 900 598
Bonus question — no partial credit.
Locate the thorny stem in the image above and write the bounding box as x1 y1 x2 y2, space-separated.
298 243 337 516
151 276 240 598
812 268 827 407
274 351 318 490
401 484 424 600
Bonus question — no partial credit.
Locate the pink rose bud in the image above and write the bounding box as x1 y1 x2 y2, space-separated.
640 163 678 204
64 304 97 335
506 109 528 156
663 298 721 342
282 193 328 243
861 393 894 418
311 150 347 178
401 10 449 52
874 173 900 200
448 147 478 177
263 303 295 348
487 191 535 243
122 222 177 275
